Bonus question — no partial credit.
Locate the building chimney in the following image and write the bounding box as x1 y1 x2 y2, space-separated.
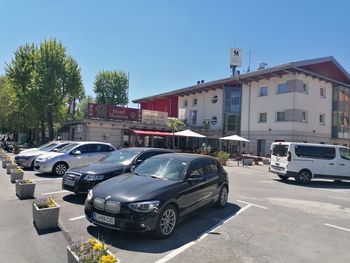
197 81 200 85
201 80 204 83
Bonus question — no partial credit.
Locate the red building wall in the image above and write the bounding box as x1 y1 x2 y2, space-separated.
140 96 178 117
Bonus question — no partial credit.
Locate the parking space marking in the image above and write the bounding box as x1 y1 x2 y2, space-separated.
33 178 62 181
237 200 268 210
69 215 85 221
41 190 69 195
325 223 350 233
155 204 253 263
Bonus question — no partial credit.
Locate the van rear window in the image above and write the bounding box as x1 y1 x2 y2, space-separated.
272 145 288 157
295 146 335 160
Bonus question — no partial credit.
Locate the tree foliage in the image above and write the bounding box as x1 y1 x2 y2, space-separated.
168 118 185 150
93 70 128 105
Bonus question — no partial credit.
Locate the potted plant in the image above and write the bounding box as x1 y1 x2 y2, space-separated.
11 168 24 183
199 143 212 155
216 151 230 166
32 196 60 231
16 179 36 199
6 163 17 174
67 238 120 263
2 156 11 168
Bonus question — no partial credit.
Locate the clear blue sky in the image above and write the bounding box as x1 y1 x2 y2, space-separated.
1 0 349 107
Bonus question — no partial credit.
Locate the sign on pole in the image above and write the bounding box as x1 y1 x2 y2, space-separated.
230 48 243 68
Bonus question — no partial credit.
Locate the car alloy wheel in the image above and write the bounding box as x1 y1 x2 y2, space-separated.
216 186 228 208
53 163 68 176
154 205 177 239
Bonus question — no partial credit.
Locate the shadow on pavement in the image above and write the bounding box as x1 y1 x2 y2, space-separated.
34 224 61 236
34 173 62 179
63 194 86 205
87 202 240 254
274 178 350 189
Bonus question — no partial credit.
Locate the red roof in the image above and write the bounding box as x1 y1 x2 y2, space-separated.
130 129 173 136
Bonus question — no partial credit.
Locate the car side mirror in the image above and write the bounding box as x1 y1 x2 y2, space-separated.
73 150 81 156
52 149 58 152
186 173 205 184
133 159 143 166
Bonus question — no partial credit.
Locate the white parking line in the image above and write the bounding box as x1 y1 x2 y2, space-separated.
324 223 350 233
260 180 277 183
69 215 85 221
236 200 268 210
155 204 253 263
33 178 62 181
41 190 69 195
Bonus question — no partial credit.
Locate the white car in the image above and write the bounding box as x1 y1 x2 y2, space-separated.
34 142 116 176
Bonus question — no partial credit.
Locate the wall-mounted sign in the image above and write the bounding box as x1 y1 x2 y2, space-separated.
230 48 243 68
142 110 168 125
178 108 186 120
88 103 141 122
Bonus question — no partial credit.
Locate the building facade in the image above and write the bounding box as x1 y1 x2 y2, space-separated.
134 57 350 155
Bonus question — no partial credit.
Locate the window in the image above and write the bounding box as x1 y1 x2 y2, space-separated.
320 87 325 98
295 146 335 160
259 112 267 123
340 148 350 160
189 110 197 125
183 100 188 107
276 111 286 121
319 114 325 125
211 95 218 104
302 111 307 122
272 144 288 157
303 83 308 93
192 98 198 106
232 97 240 105
188 160 204 177
211 116 217 125
277 83 287 94
259 86 268 96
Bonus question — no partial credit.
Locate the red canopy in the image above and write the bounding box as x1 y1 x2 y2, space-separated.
130 129 173 136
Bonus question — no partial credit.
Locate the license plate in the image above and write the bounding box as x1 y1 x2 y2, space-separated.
63 179 75 187
92 212 115 225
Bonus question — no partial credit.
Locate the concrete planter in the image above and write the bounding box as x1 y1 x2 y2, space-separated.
11 170 24 183
67 242 118 263
2 159 12 169
16 181 35 199
243 158 254 166
32 200 60 231
6 163 17 174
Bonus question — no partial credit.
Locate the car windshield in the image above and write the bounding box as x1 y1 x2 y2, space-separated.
101 150 141 165
38 142 58 151
134 157 188 181
58 143 80 153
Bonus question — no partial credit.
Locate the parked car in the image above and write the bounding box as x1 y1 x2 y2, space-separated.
62 147 173 194
84 153 229 239
34 142 116 176
270 142 350 183
14 141 73 169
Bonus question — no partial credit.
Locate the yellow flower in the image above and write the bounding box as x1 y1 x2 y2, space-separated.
99 255 117 263
93 242 104 251
88 238 98 246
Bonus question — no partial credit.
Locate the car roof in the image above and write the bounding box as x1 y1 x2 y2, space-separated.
150 153 218 162
271 142 348 149
119 147 174 153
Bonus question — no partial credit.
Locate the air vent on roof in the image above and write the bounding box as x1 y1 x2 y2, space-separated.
258 62 268 70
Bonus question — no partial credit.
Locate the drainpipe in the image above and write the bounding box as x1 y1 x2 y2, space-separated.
247 82 251 153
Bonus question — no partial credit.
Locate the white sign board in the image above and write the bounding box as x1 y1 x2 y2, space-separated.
230 48 243 67
178 108 186 121
142 110 168 125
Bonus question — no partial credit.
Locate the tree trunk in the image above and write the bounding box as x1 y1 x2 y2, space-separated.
172 132 176 150
40 120 45 144
47 111 54 141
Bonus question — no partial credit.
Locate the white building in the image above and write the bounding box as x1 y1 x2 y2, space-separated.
134 57 350 155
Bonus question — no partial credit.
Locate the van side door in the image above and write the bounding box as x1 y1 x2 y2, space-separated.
338 148 350 179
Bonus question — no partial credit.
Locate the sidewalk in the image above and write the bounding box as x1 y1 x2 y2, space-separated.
0 156 67 263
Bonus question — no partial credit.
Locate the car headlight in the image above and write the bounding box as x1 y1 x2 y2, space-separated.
128 200 160 213
84 174 104 181
86 190 93 201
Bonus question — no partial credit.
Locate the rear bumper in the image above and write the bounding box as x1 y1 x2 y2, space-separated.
270 169 298 178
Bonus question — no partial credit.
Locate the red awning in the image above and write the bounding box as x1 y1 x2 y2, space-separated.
130 129 173 136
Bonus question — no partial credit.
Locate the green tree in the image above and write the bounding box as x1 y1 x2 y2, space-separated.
168 118 185 150
35 39 84 140
75 95 95 119
0 76 19 133
93 70 128 105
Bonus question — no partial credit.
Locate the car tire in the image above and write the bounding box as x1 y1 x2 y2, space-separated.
297 170 312 184
215 185 228 208
53 162 68 176
278 175 289 181
153 204 177 239
30 160 35 170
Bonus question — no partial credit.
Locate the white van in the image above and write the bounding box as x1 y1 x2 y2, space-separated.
269 142 350 183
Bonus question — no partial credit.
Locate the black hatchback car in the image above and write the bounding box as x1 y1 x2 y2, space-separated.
62 147 173 194
84 153 229 239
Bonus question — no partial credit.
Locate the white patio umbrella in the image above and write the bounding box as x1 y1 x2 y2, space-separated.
174 129 206 138
219 134 250 142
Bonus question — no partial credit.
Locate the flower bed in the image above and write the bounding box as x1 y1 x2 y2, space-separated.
67 238 120 263
2 158 12 169
32 196 60 231
11 168 24 183
6 163 17 174
16 179 36 199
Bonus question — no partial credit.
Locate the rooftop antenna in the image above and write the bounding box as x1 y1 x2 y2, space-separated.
247 50 251 73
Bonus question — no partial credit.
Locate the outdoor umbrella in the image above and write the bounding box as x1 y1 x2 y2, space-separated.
219 134 250 142
174 129 206 137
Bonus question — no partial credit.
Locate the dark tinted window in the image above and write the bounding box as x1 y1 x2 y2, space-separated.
202 159 217 175
339 148 350 160
96 144 112 152
188 160 204 176
55 143 70 150
272 144 288 157
295 146 335 160
76 145 91 154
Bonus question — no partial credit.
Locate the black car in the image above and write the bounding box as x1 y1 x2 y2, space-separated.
62 147 173 194
84 153 229 239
